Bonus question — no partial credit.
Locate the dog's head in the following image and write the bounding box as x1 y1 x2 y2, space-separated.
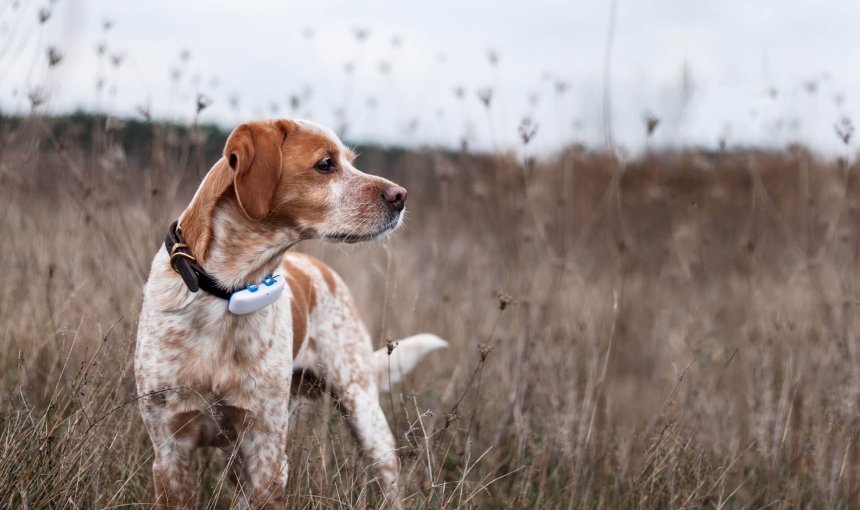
225 119 406 241
180 119 407 263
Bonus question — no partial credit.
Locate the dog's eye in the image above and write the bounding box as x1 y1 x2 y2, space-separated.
315 157 336 174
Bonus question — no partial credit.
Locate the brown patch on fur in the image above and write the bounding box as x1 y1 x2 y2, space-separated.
304 255 338 294
220 405 256 440
282 259 317 358
169 407 253 448
177 159 235 263
162 327 185 350
227 121 291 221
269 124 342 229
169 410 218 446
290 297 307 359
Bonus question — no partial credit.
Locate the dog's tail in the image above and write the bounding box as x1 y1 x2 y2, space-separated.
372 334 448 392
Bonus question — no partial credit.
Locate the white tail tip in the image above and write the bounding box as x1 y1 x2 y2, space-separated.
373 333 448 392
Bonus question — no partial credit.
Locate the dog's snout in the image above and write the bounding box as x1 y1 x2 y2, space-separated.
382 185 407 211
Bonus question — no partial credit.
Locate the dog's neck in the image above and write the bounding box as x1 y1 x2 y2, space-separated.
203 198 301 289
177 161 301 291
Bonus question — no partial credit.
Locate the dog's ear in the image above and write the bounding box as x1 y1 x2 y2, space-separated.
224 121 290 220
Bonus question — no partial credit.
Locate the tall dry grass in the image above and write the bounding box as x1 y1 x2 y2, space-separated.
1 114 860 509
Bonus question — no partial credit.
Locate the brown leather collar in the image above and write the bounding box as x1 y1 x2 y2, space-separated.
164 220 233 300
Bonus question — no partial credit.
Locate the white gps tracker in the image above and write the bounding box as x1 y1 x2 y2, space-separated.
227 274 286 315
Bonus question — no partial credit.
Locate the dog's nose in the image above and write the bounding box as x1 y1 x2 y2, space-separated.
382 185 407 211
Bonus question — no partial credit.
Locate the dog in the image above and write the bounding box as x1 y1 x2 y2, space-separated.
134 119 447 509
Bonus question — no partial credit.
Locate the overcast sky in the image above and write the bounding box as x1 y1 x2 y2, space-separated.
2 0 859 154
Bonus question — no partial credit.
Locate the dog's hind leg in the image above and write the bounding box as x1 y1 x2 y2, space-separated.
310 326 402 508
337 379 402 507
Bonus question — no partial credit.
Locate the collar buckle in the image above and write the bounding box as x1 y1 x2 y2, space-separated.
164 220 232 300
169 242 197 272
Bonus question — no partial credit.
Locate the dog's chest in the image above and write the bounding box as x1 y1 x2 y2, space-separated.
140 296 294 404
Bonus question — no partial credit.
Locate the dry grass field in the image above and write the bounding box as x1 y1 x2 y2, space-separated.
1 113 860 508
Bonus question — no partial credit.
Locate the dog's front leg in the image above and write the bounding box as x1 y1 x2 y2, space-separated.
234 410 290 509
243 441 289 508
152 437 197 509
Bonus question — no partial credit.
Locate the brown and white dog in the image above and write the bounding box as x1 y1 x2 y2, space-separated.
135 119 446 509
